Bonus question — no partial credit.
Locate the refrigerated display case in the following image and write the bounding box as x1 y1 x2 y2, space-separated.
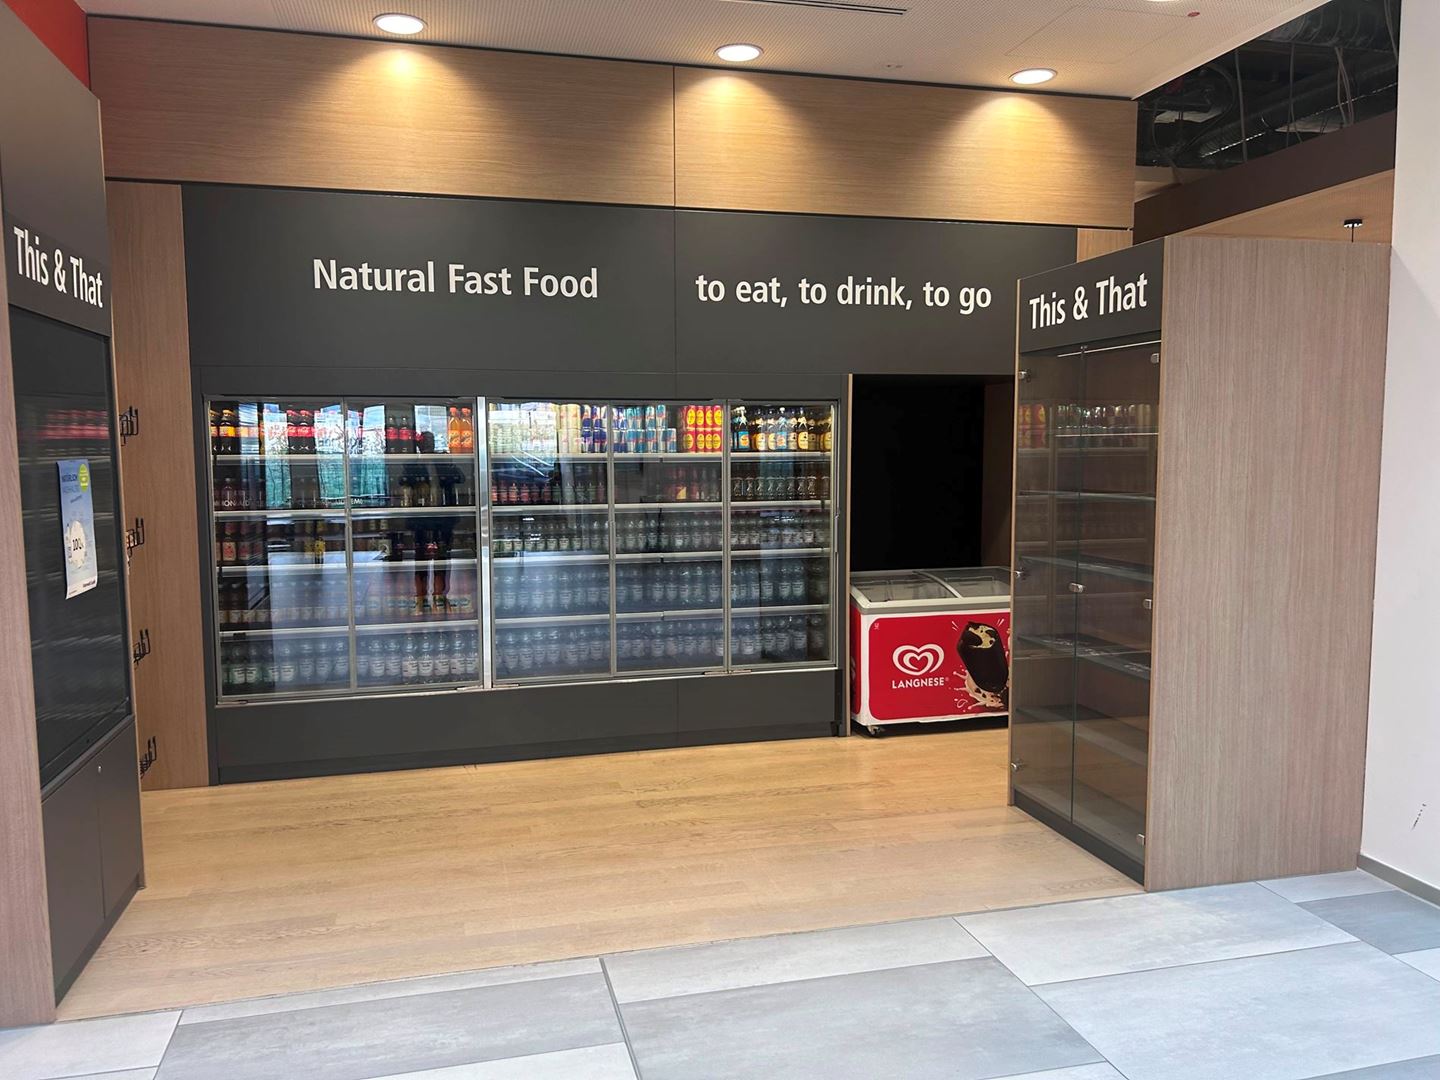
206 396 839 705
207 397 483 700
484 399 837 685
849 567 1011 735
1010 339 1158 881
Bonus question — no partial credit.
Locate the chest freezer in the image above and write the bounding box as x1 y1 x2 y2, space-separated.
849 567 1011 732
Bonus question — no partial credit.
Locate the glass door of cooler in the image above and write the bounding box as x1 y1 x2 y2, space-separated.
487 401 613 682
1069 344 1159 869
346 399 483 691
210 399 352 698
1011 353 1083 821
612 402 727 675
727 401 835 668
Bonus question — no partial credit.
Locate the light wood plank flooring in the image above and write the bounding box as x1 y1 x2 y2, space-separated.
58 729 1139 1019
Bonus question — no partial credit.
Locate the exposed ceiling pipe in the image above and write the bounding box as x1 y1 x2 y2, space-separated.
1261 2 1395 50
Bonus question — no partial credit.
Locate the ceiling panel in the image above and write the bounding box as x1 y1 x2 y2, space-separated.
77 0 1329 98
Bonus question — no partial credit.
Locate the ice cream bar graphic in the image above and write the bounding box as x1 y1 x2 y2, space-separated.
958 621 1009 707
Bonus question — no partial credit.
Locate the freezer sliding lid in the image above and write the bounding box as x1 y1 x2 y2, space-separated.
849 567 1011 611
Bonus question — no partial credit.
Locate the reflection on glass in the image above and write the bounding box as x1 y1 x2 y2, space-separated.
617 615 724 673
347 399 477 509
1010 344 1157 875
728 402 835 667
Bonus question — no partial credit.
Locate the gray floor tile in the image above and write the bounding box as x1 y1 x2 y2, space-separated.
178 958 601 1024
0 1012 178 1080
958 882 1352 985
155 973 621 1080
989 1065 1126 1080
621 956 1101 1080
1307 1055 1440 1078
1260 870 1396 904
1397 948 1440 982
366 1043 636 1078
1301 891 1440 954
604 917 987 1003
1036 942 1440 1080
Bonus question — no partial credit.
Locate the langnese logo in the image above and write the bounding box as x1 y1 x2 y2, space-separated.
891 644 947 688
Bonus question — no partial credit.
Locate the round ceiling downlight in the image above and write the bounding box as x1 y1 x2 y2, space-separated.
716 43 763 63
374 13 425 35
1011 67 1057 86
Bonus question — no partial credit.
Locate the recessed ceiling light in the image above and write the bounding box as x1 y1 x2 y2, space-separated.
374 13 425 35
1011 67 1057 86
716 43 763 63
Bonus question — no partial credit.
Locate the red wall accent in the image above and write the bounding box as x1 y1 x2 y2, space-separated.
3 0 89 86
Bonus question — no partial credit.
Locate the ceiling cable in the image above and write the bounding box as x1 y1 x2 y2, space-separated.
1234 49 1249 162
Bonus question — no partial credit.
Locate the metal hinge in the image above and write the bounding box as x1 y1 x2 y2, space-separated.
1068 582 1085 594
119 406 140 445
125 517 146 564
1142 597 1153 611
132 628 151 666
1150 352 1161 365
1018 369 1032 382
1137 832 1146 846
138 736 158 778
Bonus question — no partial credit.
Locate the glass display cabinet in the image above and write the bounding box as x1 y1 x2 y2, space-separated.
208 397 482 700
208 396 838 702
1011 341 1158 881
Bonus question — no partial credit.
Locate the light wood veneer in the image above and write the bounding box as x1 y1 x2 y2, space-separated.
107 182 211 791
1146 237 1390 890
89 20 677 207
674 68 1136 227
58 729 1137 1019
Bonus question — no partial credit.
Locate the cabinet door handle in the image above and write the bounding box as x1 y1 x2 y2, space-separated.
1142 598 1153 611
1068 582 1085 594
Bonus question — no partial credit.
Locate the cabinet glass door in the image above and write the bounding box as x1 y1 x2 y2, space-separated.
210 398 351 698
613 403 726 674
1070 345 1158 867
488 401 612 682
347 399 482 691
727 402 835 668
1010 357 1083 819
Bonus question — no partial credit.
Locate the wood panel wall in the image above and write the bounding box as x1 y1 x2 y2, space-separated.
108 182 210 790
0 181 58 1027
674 68 1136 227
1076 228 1133 262
89 18 1136 230
1146 236 1390 891
89 20 676 207
1189 171 1395 245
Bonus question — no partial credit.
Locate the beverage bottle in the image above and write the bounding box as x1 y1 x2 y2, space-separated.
432 630 449 679
562 628 580 671
678 565 694 607
447 407 461 453
786 409 800 452
417 637 435 681
276 641 297 689
385 637 403 680
706 563 723 606
401 637 419 683
646 565 665 608
543 628 562 669
315 639 334 683
463 633 479 678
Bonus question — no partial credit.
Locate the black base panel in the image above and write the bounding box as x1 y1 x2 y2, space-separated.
54 876 138 1003
215 669 842 783
1012 788 1146 886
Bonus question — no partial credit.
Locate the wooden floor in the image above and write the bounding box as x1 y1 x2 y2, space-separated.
59 729 1139 1019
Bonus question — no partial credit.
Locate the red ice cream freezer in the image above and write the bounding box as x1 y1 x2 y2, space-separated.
849 567 1011 735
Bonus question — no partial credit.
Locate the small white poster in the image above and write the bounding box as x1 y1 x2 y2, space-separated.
57 459 98 598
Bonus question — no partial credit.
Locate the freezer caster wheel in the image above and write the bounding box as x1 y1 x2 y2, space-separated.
864 724 885 738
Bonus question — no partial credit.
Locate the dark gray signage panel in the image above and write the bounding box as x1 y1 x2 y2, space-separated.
0 2 111 337
1019 239 1165 353
183 186 676 373
677 211 1076 375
